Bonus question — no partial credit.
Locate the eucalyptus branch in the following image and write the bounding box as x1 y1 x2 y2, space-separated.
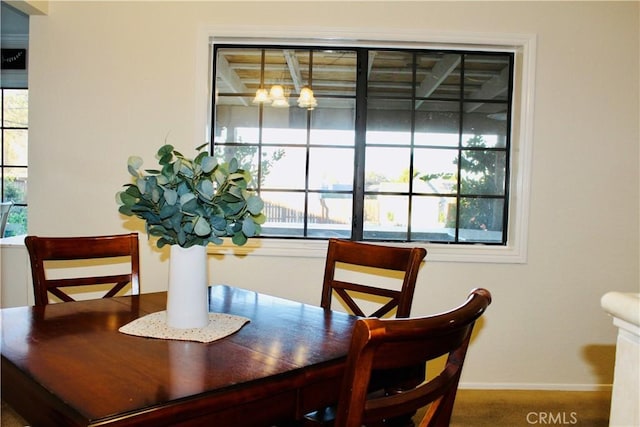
117 144 265 248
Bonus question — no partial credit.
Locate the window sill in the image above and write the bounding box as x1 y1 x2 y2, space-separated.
206 238 527 264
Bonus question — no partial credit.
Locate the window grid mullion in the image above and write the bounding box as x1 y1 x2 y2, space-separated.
351 48 368 241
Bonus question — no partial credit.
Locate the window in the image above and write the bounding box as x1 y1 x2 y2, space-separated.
1 88 28 237
212 45 513 246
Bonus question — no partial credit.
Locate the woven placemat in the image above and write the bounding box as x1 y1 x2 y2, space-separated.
119 311 250 343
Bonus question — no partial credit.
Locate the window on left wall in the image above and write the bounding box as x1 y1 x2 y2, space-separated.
1 88 28 237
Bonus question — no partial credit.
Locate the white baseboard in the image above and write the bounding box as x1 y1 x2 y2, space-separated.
459 383 613 392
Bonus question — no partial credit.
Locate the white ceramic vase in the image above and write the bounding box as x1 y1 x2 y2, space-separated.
166 244 210 329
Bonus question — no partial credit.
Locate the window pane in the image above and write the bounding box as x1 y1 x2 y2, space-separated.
4 167 27 204
416 53 462 100
410 195 456 242
309 147 354 191
463 54 510 102
413 148 458 194
415 101 460 147
214 104 260 144
261 192 306 237
312 50 357 97
367 99 412 146
3 129 28 165
3 89 28 127
263 49 295 93
309 192 352 238
261 147 306 190
462 104 508 148
365 147 411 192
363 195 409 241
4 204 27 237
263 108 308 140
368 51 414 98
458 197 504 243
460 150 506 196
310 99 356 146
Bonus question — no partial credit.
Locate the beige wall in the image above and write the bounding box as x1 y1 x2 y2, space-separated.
26 1 639 390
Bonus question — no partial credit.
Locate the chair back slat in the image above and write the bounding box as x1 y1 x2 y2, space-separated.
25 233 140 306
321 239 427 319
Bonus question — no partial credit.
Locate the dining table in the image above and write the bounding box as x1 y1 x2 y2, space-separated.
0 285 359 426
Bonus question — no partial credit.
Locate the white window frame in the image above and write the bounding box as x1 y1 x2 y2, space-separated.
195 25 536 264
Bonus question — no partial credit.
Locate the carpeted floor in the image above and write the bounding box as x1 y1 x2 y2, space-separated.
443 389 611 427
2 390 611 426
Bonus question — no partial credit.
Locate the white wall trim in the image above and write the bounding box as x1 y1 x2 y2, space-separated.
196 25 537 264
460 383 613 392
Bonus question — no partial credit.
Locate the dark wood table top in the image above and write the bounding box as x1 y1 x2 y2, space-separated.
1 285 358 426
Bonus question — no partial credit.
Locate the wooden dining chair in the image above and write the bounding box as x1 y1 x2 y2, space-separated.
24 233 140 306
301 239 427 426
321 238 427 319
332 288 492 427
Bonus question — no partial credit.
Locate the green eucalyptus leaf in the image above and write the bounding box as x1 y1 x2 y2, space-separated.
226 201 245 215
181 165 194 178
136 178 146 194
127 165 140 178
252 213 267 225
242 217 256 237
246 195 264 215
159 152 173 166
194 216 211 236
171 212 183 231
210 215 227 231
212 227 227 237
127 156 143 176
159 204 178 219
181 197 199 213
118 205 134 216
223 190 243 201
123 184 142 198
158 144 174 157
117 191 136 206
148 227 166 237
179 192 196 205
198 180 215 200
209 235 224 245
151 188 161 204
228 158 238 173
232 231 247 246
201 156 217 173
177 181 190 196
214 169 226 185
194 151 207 165
164 188 178 205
